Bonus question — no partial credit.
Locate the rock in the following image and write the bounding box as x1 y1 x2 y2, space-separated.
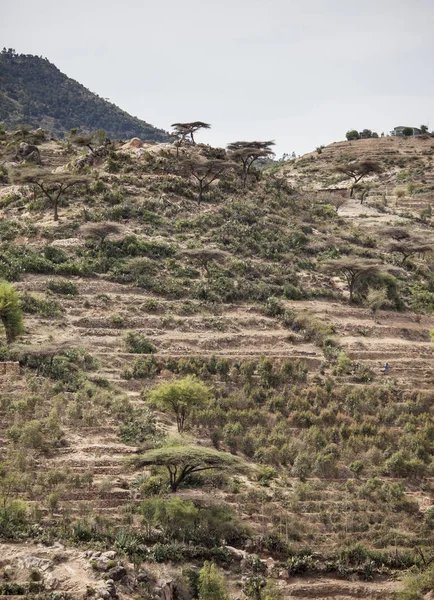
16 142 41 164
126 138 143 149
98 579 118 600
101 551 116 561
136 571 149 583
44 573 58 590
158 579 176 600
107 566 126 582
225 546 248 560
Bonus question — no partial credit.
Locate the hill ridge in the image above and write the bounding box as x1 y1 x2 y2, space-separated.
0 49 168 141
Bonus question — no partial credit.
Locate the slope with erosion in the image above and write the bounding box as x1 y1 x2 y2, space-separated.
0 130 433 600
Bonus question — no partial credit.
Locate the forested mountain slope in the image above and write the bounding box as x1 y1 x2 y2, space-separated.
0 49 168 141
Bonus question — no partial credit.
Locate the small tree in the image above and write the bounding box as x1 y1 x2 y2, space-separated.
180 158 236 203
69 129 109 153
13 169 87 221
198 562 230 600
420 125 429 134
346 130 360 141
183 249 227 277
134 445 246 492
171 122 211 145
335 159 382 197
81 221 121 247
366 287 388 320
147 376 212 432
323 258 381 302
328 195 347 213
0 281 24 344
388 239 432 264
402 127 413 137
227 140 275 191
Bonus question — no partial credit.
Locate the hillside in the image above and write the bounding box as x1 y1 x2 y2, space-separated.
0 49 168 141
277 134 434 203
0 129 433 600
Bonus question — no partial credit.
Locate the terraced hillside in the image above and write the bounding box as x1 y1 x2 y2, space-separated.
0 129 433 600
277 134 434 205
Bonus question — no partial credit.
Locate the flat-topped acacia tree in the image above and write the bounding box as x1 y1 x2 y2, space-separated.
134 445 247 492
335 159 383 197
179 157 236 203
227 140 275 191
13 169 88 221
81 221 121 248
171 121 211 145
323 258 381 303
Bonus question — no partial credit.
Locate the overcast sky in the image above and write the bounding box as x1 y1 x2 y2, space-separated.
2 0 434 155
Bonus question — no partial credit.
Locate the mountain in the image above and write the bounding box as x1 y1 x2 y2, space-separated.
0 49 168 141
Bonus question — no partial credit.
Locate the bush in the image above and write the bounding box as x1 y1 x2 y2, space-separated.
118 408 160 445
198 561 229 600
125 332 157 354
47 279 79 296
21 292 63 317
0 281 24 343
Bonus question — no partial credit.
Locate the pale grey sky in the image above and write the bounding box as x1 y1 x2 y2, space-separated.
2 0 434 155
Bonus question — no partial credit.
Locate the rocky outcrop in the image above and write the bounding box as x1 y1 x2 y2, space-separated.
15 142 41 164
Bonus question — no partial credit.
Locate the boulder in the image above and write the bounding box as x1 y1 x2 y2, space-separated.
107 566 126 582
16 142 41 164
225 546 248 560
158 579 176 600
100 551 117 561
126 138 143 149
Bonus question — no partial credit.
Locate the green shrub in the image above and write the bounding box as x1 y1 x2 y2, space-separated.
21 292 63 317
125 332 157 354
47 279 79 296
0 281 24 344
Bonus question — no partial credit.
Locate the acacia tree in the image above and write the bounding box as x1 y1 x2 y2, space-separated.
134 445 246 492
180 158 236 203
328 195 348 213
183 249 227 277
335 159 382 197
227 140 275 191
13 169 88 221
81 221 121 248
147 376 211 432
388 239 432 264
323 258 381 302
171 122 211 145
0 282 24 344
69 129 109 153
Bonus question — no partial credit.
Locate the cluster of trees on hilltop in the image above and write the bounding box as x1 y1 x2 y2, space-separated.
0 49 168 141
346 129 380 140
346 125 429 140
